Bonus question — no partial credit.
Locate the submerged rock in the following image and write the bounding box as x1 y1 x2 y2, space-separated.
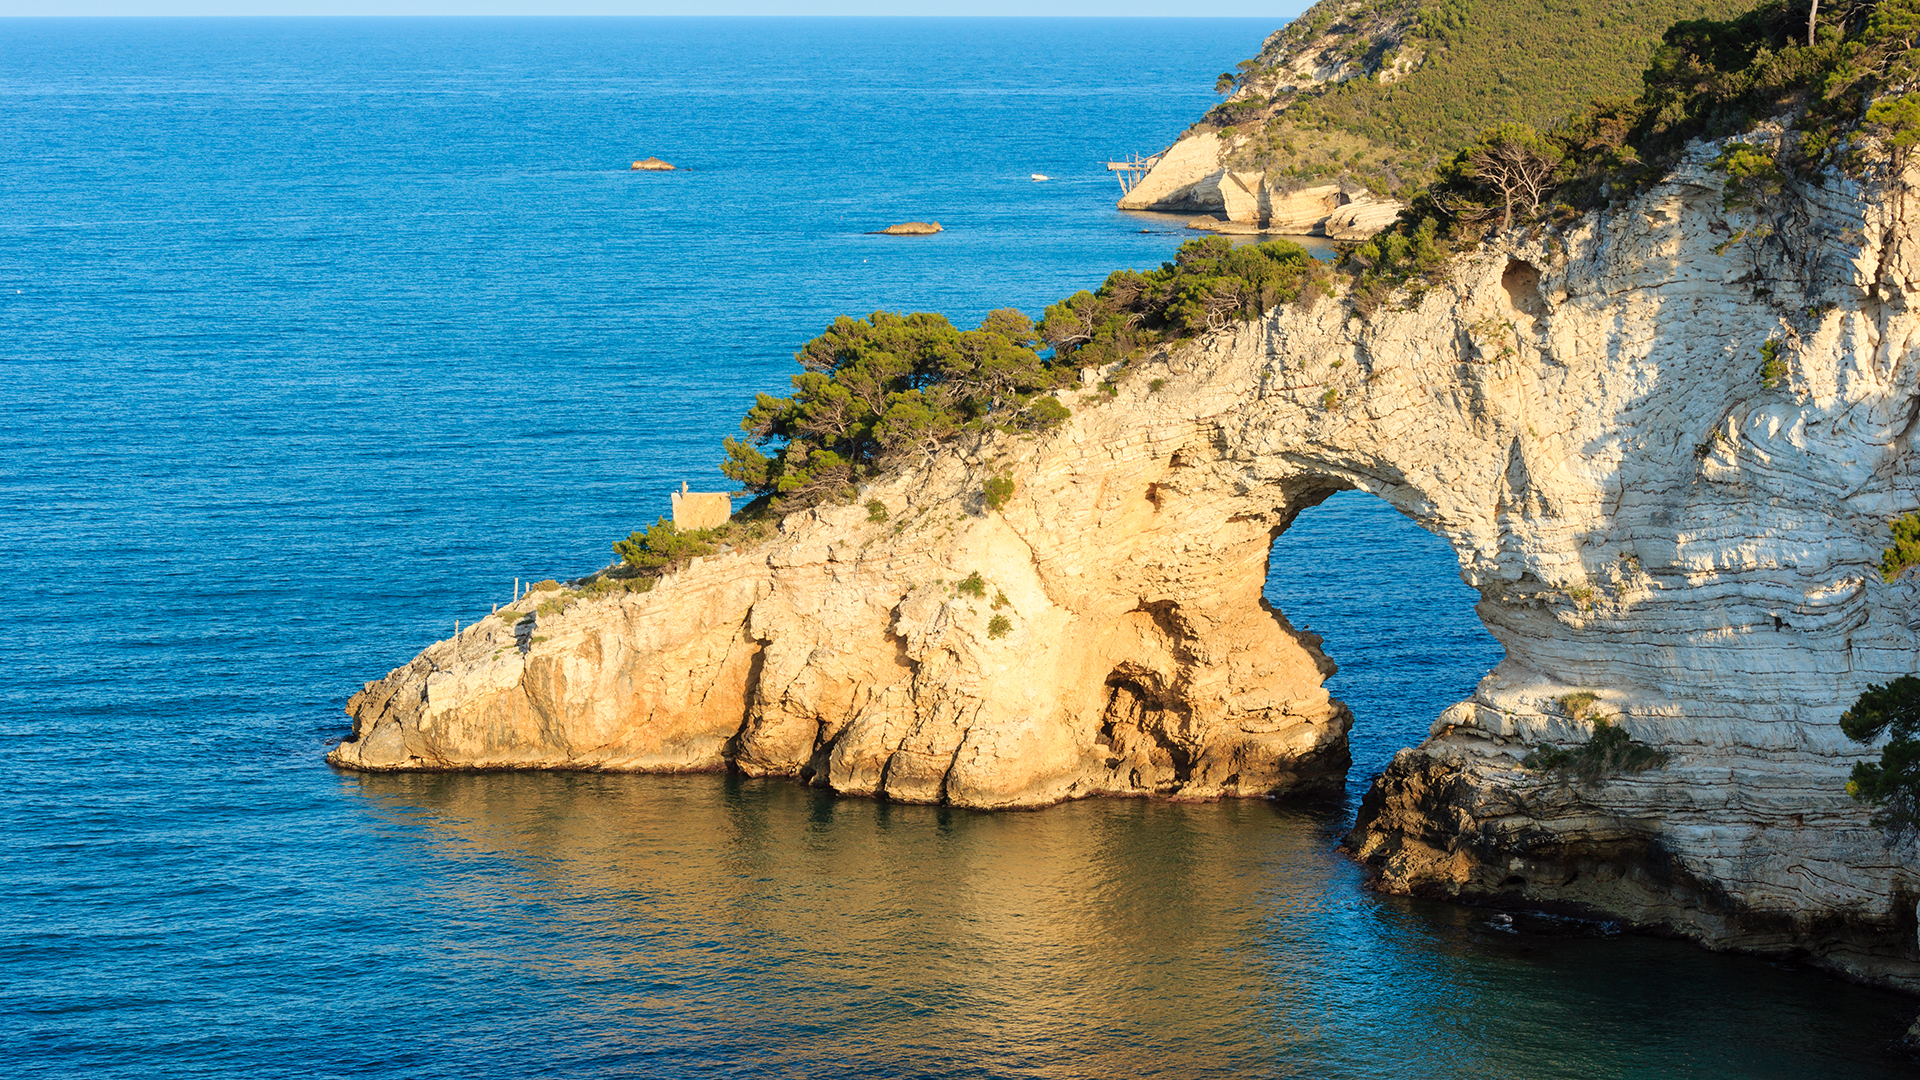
1898 1011 1920 1055
1183 218 1268 235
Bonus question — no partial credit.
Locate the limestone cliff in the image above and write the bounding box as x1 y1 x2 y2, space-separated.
1120 135 1404 239
337 137 1920 986
1119 122 1405 239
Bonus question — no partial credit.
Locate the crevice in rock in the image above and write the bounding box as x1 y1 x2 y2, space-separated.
720 639 768 766
1099 667 1194 794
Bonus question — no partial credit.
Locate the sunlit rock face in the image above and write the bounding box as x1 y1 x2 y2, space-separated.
1116 133 1403 238
336 141 1920 984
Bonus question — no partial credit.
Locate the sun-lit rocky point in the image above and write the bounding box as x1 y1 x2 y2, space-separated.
328 0 1920 1023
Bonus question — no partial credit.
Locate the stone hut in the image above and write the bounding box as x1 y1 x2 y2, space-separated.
670 482 731 531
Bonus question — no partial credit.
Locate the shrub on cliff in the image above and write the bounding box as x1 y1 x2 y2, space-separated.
720 238 1323 513
1344 215 1452 317
1842 675 1920 836
1881 513 1920 582
613 517 720 573
1523 717 1671 782
982 474 1014 511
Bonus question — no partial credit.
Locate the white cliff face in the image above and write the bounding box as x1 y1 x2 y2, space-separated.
335 141 1920 984
1344 152 1920 989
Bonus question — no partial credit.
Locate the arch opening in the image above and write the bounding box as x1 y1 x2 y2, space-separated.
1263 490 1506 795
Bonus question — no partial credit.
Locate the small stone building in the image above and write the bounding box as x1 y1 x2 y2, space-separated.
671 482 731 531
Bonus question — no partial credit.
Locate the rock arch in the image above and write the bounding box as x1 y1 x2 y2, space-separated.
334 149 1920 985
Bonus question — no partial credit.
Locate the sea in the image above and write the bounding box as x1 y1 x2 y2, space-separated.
4 16 1915 1079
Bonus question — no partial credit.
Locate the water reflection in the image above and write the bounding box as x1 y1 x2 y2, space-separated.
345 771 1914 1080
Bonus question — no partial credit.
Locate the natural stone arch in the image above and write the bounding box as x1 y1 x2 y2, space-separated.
334 148 1920 985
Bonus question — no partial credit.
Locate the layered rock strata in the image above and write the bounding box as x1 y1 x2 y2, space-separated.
338 140 1920 986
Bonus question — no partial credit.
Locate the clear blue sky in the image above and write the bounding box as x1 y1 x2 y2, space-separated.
7 3 1302 14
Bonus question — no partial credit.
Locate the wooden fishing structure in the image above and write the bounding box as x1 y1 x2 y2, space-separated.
1104 153 1161 195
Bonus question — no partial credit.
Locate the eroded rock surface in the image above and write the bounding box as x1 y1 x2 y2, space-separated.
338 141 1920 984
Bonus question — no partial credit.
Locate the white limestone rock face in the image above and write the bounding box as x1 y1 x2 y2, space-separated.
1117 133 1226 213
335 140 1920 985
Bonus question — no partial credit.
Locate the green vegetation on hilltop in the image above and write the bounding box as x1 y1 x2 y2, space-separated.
718 309 1066 508
1551 0 1920 191
1209 0 1754 194
1338 0 1920 313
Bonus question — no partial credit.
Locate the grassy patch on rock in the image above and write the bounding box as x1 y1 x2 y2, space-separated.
1524 717 1671 782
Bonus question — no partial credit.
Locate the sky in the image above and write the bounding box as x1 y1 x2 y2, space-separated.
5 2 1301 14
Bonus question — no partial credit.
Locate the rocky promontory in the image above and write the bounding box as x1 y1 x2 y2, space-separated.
337 119 1920 985
1121 125 1407 238
1117 0 1746 236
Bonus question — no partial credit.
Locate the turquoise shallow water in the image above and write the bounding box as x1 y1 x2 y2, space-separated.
2 17 1915 1077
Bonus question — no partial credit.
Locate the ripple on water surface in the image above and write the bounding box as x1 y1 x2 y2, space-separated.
317 772 1913 1080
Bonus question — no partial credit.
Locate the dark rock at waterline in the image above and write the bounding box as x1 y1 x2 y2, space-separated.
1897 1011 1920 1055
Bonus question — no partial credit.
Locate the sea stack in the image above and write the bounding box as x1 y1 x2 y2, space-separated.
874 221 942 235
631 157 675 171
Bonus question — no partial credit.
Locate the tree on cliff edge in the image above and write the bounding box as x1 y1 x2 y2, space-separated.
1464 123 1560 231
1842 675 1920 838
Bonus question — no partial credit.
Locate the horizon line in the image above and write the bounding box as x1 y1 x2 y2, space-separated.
1 12 1283 16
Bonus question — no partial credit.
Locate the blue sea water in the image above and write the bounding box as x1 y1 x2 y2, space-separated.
2 16 1914 1079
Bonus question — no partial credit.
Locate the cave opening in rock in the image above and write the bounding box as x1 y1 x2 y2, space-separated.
1264 490 1506 794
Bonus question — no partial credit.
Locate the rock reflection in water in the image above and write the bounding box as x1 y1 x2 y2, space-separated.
342 771 1913 1080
